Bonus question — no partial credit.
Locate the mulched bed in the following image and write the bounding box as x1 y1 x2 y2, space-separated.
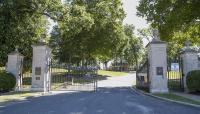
190 91 200 96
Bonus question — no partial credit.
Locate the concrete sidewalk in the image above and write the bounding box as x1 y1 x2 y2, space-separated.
173 92 200 102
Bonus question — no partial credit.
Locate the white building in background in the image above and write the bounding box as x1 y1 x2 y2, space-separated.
99 60 113 70
99 59 133 71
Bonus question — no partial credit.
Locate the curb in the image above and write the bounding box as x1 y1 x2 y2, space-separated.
130 87 200 108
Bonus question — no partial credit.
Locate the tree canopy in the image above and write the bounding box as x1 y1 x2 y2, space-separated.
0 0 144 68
137 0 200 40
0 0 63 65
50 0 127 66
137 0 200 58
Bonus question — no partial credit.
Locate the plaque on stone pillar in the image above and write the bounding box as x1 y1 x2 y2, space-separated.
36 77 40 80
156 67 163 75
35 67 41 75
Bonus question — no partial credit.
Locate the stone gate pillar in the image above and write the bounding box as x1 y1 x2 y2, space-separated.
180 41 199 92
31 40 51 92
6 48 24 91
147 30 168 93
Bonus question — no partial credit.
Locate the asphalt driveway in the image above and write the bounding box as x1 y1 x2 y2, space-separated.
0 73 200 114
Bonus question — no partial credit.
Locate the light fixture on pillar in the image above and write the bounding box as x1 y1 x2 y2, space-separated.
38 34 46 45
184 40 192 47
150 28 166 44
15 46 19 53
152 29 160 40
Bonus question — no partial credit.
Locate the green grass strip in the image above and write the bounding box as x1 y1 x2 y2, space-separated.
154 93 200 105
98 70 129 77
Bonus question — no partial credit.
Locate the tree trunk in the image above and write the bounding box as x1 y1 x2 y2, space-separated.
104 61 108 70
120 57 123 72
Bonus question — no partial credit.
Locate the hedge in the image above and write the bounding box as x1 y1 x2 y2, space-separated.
0 71 16 92
186 70 200 92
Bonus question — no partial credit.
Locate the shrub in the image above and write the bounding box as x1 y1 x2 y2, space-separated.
136 86 149 93
186 70 200 92
0 71 16 92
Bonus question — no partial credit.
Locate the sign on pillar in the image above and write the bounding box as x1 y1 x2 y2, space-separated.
147 29 169 93
6 48 24 91
31 40 51 92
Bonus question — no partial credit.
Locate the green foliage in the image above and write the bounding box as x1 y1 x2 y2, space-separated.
123 24 144 67
136 86 149 93
50 0 126 66
137 26 154 42
137 0 200 39
0 71 16 92
187 70 200 92
137 0 200 59
0 0 144 69
0 0 63 66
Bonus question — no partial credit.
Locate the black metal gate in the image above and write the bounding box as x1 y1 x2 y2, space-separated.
50 61 98 92
22 60 32 90
167 57 184 91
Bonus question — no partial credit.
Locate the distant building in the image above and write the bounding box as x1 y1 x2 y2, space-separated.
99 59 134 71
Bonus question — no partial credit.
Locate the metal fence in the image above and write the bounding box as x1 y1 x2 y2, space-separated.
21 60 32 90
136 59 149 89
50 61 98 92
167 57 184 91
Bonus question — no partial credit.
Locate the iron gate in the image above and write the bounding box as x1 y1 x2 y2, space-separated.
50 61 98 92
167 56 184 91
22 60 32 90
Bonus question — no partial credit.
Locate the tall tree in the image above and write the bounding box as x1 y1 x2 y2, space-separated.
123 24 144 69
137 26 154 42
0 0 63 66
137 0 200 58
50 0 126 66
137 0 200 41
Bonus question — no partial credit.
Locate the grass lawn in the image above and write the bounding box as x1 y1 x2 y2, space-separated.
0 67 5 71
0 91 44 105
51 68 68 73
98 70 129 77
167 71 182 79
154 93 200 105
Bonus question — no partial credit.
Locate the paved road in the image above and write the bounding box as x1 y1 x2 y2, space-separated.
0 73 200 114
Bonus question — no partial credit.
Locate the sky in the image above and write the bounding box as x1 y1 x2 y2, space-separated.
122 0 148 30
122 0 149 45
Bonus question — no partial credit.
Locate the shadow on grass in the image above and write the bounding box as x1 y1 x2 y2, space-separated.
0 91 43 106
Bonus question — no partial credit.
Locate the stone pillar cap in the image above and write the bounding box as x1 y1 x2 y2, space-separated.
145 29 166 47
180 47 198 54
180 40 198 54
8 47 24 57
32 38 48 47
150 38 166 44
146 38 166 47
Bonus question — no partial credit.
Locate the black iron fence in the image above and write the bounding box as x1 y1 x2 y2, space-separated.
22 60 32 90
136 59 149 90
50 61 98 92
167 57 184 91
